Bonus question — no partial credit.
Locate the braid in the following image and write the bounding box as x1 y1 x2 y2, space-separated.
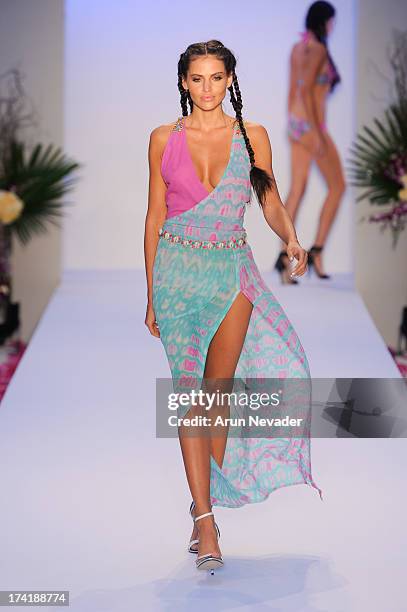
177 40 274 209
229 74 253 166
177 72 190 116
229 73 274 208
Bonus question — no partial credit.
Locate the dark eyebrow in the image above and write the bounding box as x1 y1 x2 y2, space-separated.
190 72 224 77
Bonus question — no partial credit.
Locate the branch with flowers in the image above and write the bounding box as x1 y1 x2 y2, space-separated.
0 68 80 307
0 68 80 245
346 29 407 247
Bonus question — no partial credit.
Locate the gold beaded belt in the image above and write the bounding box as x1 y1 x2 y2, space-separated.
158 227 247 249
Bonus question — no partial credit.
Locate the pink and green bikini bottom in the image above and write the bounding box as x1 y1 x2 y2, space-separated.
287 113 327 141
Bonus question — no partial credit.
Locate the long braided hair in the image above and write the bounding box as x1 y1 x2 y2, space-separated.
177 40 274 209
305 1 341 93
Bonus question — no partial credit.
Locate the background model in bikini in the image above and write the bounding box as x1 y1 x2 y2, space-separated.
275 1 345 284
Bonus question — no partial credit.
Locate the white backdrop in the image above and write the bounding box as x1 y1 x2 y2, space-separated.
64 0 355 272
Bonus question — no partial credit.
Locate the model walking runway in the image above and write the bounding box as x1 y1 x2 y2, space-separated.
152 115 323 508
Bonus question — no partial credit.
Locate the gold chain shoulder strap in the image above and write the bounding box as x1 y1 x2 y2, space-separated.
173 115 240 133
173 116 184 132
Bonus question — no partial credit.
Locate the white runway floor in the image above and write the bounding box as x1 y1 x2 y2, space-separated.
0 268 405 611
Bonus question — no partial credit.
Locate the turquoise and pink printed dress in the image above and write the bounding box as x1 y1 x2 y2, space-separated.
152 115 323 508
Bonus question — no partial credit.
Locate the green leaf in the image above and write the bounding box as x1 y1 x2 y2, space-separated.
0 139 81 246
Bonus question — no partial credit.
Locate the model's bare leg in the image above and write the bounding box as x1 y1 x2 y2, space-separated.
179 291 253 555
277 141 313 281
311 131 346 275
205 291 253 468
283 140 314 233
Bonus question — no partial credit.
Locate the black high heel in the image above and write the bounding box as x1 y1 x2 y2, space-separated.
307 245 330 279
397 306 407 355
274 250 298 285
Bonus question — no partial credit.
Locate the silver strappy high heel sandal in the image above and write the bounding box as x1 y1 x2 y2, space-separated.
194 511 224 574
188 501 220 554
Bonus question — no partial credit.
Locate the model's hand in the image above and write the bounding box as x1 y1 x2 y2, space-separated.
286 241 308 278
145 301 160 338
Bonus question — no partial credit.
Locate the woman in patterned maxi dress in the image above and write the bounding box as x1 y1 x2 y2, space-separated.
145 40 323 572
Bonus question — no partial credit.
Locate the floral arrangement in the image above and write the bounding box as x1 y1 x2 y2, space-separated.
0 190 24 224
347 29 407 246
0 68 81 316
0 68 80 246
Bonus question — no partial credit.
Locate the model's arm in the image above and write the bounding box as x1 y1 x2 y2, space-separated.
144 126 168 335
287 49 297 109
248 123 308 277
299 43 326 136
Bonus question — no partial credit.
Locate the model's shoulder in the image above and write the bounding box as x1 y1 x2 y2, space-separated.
150 118 182 144
242 122 272 156
243 120 263 129
304 39 327 62
309 40 326 61
243 121 269 139
292 38 326 58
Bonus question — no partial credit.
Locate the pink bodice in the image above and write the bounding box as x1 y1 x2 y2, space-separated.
160 118 210 219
